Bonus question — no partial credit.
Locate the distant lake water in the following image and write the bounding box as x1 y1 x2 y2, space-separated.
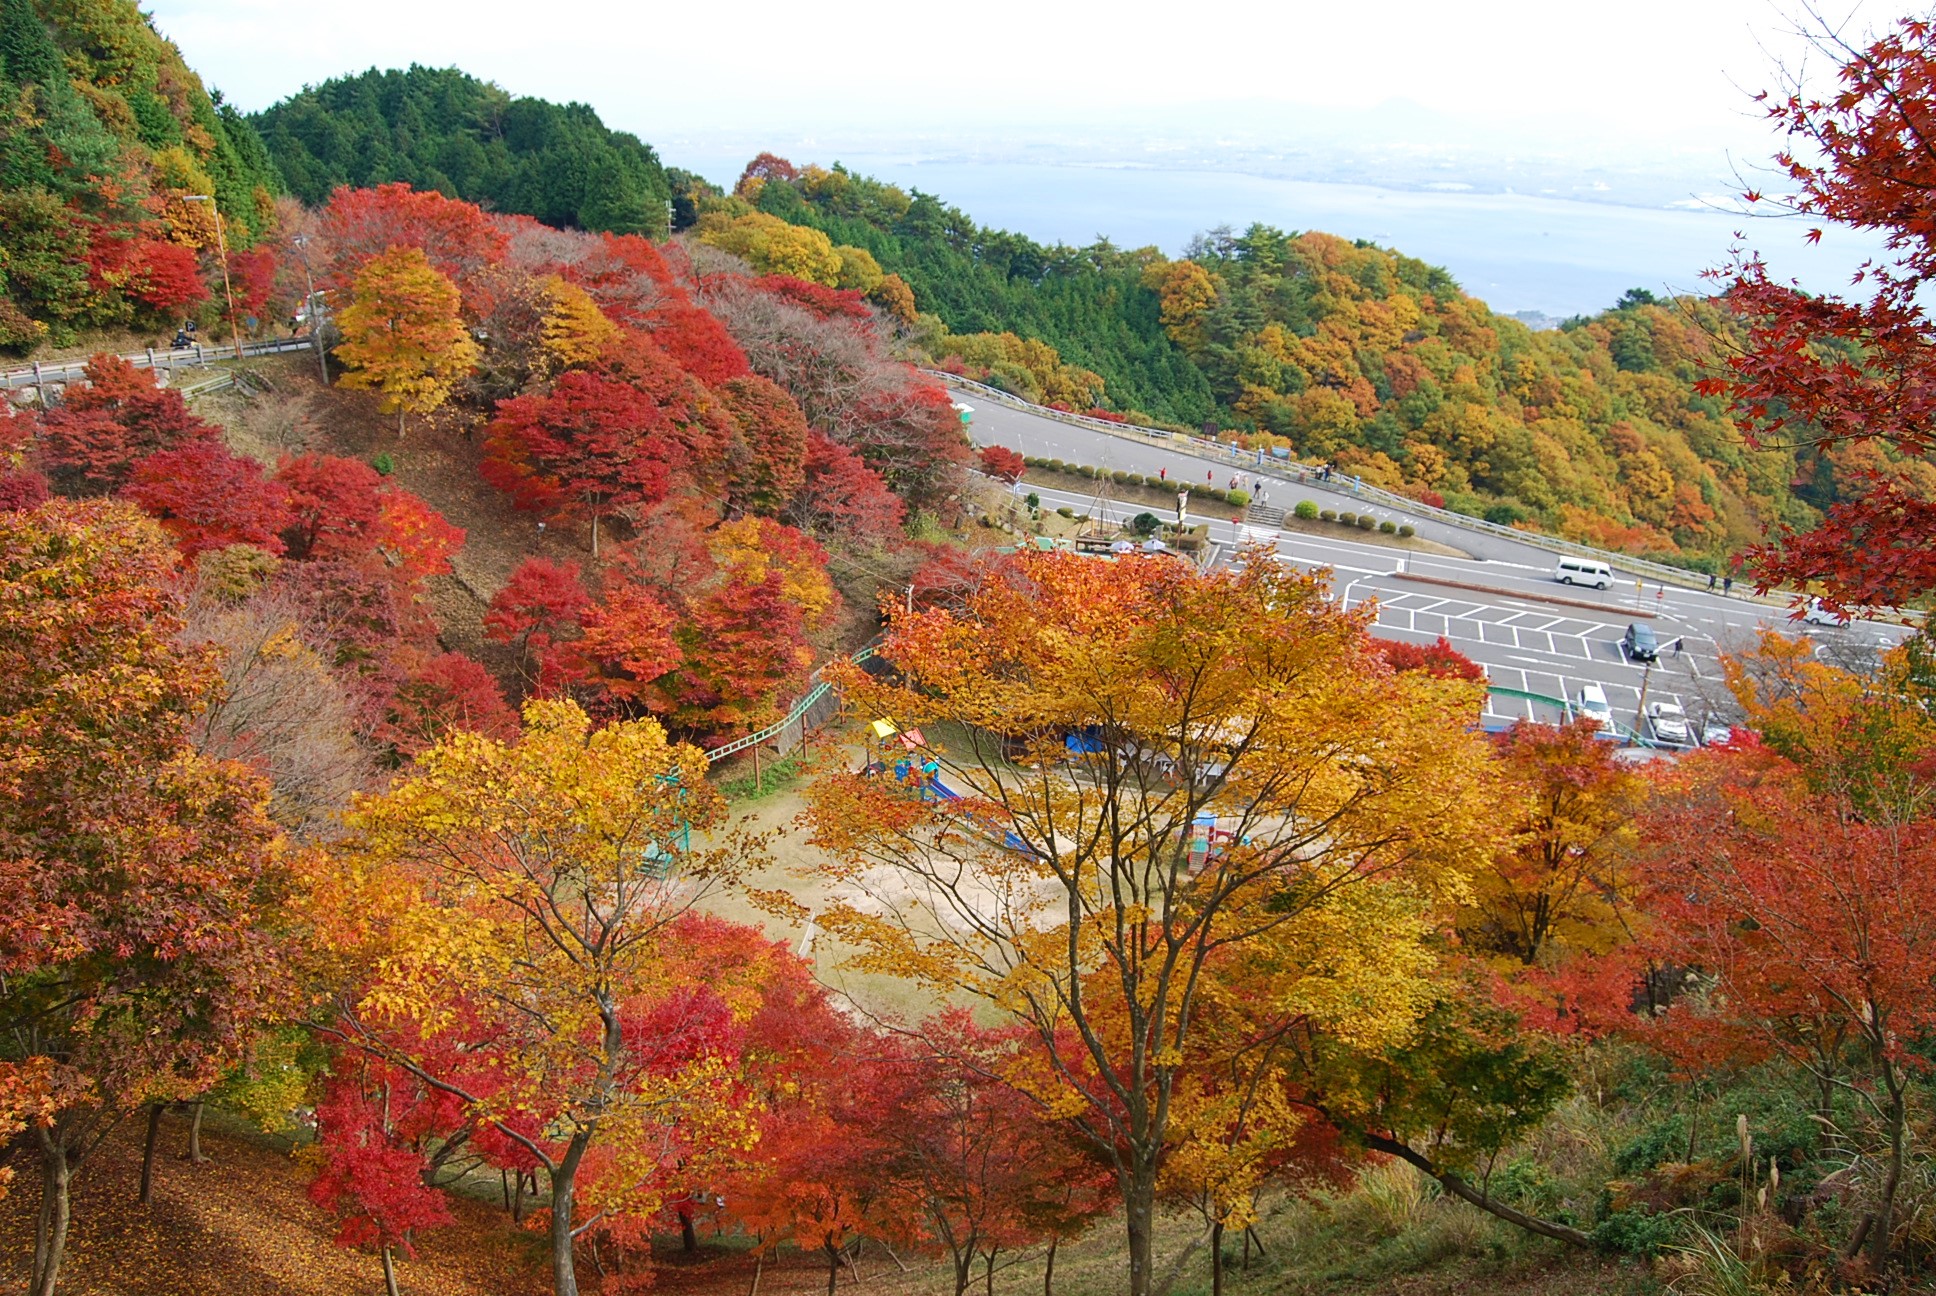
668 151 1890 319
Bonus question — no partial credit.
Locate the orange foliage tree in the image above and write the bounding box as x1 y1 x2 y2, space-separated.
334 246 480 435
801 552 1501 1296
0 501 288 1296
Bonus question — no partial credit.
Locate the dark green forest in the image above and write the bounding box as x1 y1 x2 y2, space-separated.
252 65 675 237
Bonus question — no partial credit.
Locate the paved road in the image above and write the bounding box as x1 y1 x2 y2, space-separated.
1018 476 1912 742
968 397 1604 571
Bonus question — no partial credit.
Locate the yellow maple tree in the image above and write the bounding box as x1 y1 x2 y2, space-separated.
538 276 617 373
334 246 480 435
315 699 761 1296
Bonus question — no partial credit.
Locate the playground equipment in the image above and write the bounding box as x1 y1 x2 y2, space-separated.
872 720 1036 854
634 771 692 879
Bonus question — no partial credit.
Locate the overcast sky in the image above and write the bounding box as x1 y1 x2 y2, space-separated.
152 0 1913 150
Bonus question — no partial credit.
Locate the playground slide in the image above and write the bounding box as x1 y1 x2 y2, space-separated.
925 776 963 801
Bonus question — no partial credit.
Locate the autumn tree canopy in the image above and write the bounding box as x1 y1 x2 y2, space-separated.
805 550 1505 1296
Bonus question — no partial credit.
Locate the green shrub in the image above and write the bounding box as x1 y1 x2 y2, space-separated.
1079 465 1097 479
1227 489 1250 507
1110 469 1128 484
1125 473 1144 486
1591 1207 1679 1256
1379 519 1398 534
1356 515 1376 530
1047 459 1066 472
370 452 395 476
1319 509 1337 522
1056 505 1074 518
1294 499 1319 520
1338 511 1357 527
1024 492 1040 512
1130 512 1161 536
1398 523 1416 538
1024 455 1044 468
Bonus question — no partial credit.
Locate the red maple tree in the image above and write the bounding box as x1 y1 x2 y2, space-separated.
977 444 1026 485
786 433 906 541
720 373 810 515
33 354 218 492
122 441 292 557
1640 741 1936 1271
318 183 507 312
484 558 593 691
1699 17 1936 605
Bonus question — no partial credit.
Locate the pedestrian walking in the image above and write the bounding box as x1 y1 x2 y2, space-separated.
1722 575 1733 597
1707 573 1717 592
1674 638 1684 657
1159 467 1167 482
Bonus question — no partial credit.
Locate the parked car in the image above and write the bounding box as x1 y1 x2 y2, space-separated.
1574 683 1615 735
1700 716 1735 747
1646 700 1690 745
1622 622 1659 661
1802 597 1851 627
1554 557 1614 590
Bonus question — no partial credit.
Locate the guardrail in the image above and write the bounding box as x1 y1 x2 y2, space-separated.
705 644 881 764
2 337 316 390
930 370 1734 595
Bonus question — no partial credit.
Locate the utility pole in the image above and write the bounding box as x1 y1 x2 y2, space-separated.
181 195 244 360
291 234 329 386
1632 659 1655 744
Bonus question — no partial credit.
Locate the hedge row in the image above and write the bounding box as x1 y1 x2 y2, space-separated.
1021 456 1249 506
1299 501 1415 539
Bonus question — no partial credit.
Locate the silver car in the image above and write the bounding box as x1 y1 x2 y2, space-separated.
1646 700 1690 745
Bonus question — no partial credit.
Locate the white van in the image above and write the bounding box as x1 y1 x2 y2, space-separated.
1554 557 1613 590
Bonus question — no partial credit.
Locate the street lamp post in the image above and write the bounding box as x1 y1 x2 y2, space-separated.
180 195 244 361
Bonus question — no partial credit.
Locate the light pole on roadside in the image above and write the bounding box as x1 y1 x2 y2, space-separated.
290 234 330 387
179 195 244 361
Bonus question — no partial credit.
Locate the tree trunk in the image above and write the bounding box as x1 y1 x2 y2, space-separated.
983 1249 997 1296
951 1250 973 1296
1211 1221 1224 1296
1125 1160 1158 1296
549 1134 592 1296
30 1143 72 1296
1362 1132 1592 1247
826 1240 840 1296
681 1210 697 1253
139 1104 165 1204
184 1100 209 1164
382 1245 401 1296
1872 1075 1907 1273
747 1250 764 1296
591 512 600 559
1043 1236 1057 1296
513 1170 527 1223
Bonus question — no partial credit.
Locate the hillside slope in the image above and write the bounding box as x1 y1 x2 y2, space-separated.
0 0 281 347
726 164 1819 565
